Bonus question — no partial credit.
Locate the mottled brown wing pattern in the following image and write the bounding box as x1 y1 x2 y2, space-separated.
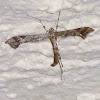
5 34 48 49
55 27 94 39
5 27 94 49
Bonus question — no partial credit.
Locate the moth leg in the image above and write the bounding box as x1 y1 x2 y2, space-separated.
56 11 61 31
59 59 63 80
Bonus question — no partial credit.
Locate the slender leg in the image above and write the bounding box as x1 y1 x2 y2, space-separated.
59 59 63 80
56 11 61 31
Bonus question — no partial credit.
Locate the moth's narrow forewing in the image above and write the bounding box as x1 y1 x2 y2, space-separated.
55 27 94 39
5 34 48 49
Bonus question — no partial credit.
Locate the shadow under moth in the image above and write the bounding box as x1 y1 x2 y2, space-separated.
5 12 94 80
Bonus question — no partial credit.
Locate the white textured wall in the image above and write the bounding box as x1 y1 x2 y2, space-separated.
0 0 100 100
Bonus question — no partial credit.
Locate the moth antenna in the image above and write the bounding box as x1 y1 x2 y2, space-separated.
25 12 47 33
56 11 61 31
38 19 48 33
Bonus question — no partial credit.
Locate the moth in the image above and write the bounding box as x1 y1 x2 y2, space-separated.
5 12 94 80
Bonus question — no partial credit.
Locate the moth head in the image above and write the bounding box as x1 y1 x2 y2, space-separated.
5 36 21 49
49 28 55 33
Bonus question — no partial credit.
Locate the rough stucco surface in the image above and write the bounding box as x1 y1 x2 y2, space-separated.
0 0 100 100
